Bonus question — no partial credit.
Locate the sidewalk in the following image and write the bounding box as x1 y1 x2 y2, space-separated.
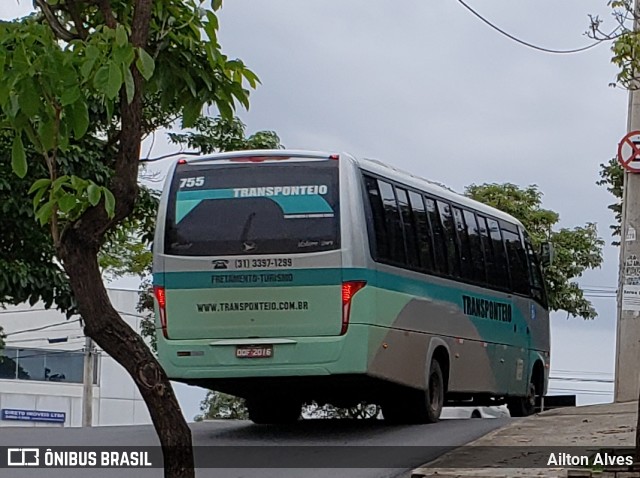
411 401 638 478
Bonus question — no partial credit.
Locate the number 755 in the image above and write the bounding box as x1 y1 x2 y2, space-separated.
180 176 204 188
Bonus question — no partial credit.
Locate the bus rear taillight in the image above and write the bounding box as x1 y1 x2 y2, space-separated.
154 286 168 339
341 281 366 335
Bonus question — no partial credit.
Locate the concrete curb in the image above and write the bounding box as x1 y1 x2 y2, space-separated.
411 402 638 478
410 468 567 478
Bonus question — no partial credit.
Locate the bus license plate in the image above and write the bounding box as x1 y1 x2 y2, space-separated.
236 345 273 359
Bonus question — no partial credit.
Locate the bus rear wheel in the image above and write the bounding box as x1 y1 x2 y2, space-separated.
418 358 445 423
507 381 536 417
247 398 301 424
383 359 444 424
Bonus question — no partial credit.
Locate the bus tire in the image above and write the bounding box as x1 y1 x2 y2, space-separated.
419 358 445 423
247 399 301 424
383 360 444 424
507 381 536 417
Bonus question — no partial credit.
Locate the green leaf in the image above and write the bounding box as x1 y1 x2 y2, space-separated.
93 65 110 94
106 61 123 100
182 99 203 128
81 58 96 81
87 183 101 206
32 185 48 210
70 175 86 190
58 194 77 213
69 101 89 139
51 176 68 193
105 99 114 123
11 135 27 178
103 188 115 218
243 69 260 89
58 120 69 151
13 44 30 71
115 25 128 47
113 45 135 67
122 65 135 104
212 0 223 11
35 199 55 226
61 87 81 107
18 80 41 117
28 178 51 195
204 12 219 41
38 119 56 151
81 45 100 80
135 47 155 81
216 99 233 121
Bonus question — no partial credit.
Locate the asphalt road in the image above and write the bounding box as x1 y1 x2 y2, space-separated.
0 417 509 478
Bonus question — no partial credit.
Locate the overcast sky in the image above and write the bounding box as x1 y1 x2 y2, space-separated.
1 1 625 414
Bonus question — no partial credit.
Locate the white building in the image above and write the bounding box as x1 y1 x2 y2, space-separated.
0 288 152 427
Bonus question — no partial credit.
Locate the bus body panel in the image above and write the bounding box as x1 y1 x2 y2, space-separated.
158 255 343 340
349 266 529 396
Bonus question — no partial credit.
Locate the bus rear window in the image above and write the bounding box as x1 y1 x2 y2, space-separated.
164 161 340 256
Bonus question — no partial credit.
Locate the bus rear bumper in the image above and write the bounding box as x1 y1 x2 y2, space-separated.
156 324 369 380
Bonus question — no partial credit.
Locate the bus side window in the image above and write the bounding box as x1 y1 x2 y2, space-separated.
501 222 530 296
397 187 420 269
436 200 461 278
363 175 389 261
463 210 487 285
478 215 499 288
408 191 436 273
487 218 510 290
452 207 473 281
378 180 407 265
425 197 448 275
523 231 547 306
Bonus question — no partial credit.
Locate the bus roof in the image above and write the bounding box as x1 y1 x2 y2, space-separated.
175 149 338 164
174 149 524 229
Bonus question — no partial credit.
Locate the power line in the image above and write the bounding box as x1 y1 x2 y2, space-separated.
4 319 81 337
456 0 610 54
116 310 149 319
0 307 49 315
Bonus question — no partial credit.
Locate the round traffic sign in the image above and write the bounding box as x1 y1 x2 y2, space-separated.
618 130 640 172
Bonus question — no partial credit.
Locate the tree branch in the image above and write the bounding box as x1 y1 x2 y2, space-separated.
35 0 78 42
130 0 154 47
65 0 89 40
141 151 201 162
97 0 117 29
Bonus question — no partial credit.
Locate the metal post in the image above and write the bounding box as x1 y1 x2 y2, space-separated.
82 336 94 427
615 0 640 403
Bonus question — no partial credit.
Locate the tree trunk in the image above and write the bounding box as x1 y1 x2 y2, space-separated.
59 233 194 478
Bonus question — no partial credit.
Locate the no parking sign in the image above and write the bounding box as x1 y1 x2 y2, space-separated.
618 130 640 172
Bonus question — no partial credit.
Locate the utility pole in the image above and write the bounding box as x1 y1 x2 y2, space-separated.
615 0 640 404
82 336 94 427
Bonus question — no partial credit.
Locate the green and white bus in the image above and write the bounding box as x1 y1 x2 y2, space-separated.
152 150 550 424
